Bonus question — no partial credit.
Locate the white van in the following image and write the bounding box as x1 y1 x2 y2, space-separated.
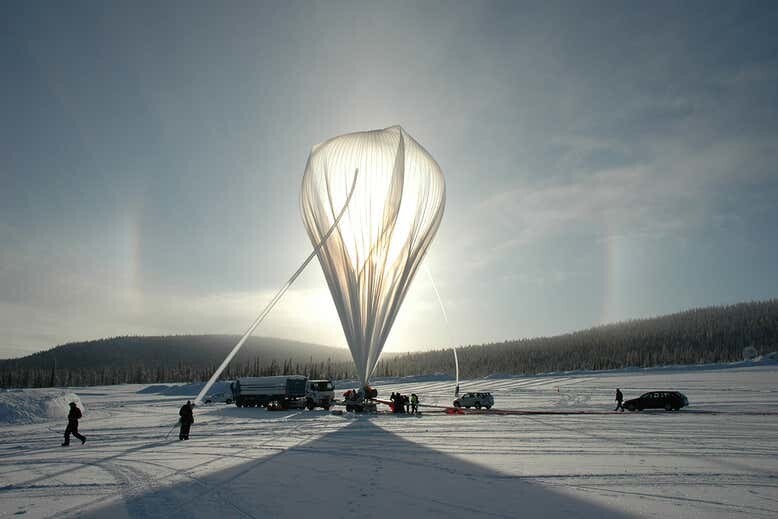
453 392 494 409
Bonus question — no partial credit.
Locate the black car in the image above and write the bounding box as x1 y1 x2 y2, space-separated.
624 391 688 412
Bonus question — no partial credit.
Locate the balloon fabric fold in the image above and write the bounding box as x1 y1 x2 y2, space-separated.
300 126 445 387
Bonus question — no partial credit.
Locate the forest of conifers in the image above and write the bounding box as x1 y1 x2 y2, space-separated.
1 299 776 388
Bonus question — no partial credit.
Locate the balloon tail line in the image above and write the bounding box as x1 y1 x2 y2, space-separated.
425 264 449 324
453 347 460 397
424 264 458 397
194 169 359 406
164 420 180 440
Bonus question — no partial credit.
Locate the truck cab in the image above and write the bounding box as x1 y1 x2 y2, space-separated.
305 379 334 410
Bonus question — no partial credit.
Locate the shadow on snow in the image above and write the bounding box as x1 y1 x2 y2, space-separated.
80 418 634 519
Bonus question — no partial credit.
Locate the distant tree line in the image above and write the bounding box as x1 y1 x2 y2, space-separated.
0 335 355 388
1 300 777 388
0 356 358 388
374 300 778 378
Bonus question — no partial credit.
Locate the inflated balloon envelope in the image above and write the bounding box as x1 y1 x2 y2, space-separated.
301 126 446 387
192 125 442 407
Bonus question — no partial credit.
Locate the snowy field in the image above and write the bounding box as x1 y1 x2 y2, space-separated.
2 364 777 518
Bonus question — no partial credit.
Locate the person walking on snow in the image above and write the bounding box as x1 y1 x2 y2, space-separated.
179 400 194 440
62 402 86 446
615 388 624 412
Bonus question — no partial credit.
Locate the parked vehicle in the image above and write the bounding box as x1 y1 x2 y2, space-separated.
305 379 334 410
624 391 688 412
453 392 494 409
230 376 308 409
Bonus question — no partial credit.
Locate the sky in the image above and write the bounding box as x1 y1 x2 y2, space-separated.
1 1 777 359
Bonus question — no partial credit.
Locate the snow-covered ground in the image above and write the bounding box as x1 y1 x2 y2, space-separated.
1 364 777 518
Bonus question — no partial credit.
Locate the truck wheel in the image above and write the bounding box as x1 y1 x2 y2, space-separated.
323 405 330 411
475 402 482 409
306 400 315 411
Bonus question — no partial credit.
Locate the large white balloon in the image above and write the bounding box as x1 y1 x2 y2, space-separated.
301 126 445 386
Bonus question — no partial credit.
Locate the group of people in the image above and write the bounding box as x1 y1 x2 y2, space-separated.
389 392 419 414
60 399 196 446
61 388 628 446
62 388 628 445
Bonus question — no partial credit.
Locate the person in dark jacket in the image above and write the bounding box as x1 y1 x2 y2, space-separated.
390 392 400 413
615 389 624 412
62 402 86 446
179 400 194 440
393 393 404 414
